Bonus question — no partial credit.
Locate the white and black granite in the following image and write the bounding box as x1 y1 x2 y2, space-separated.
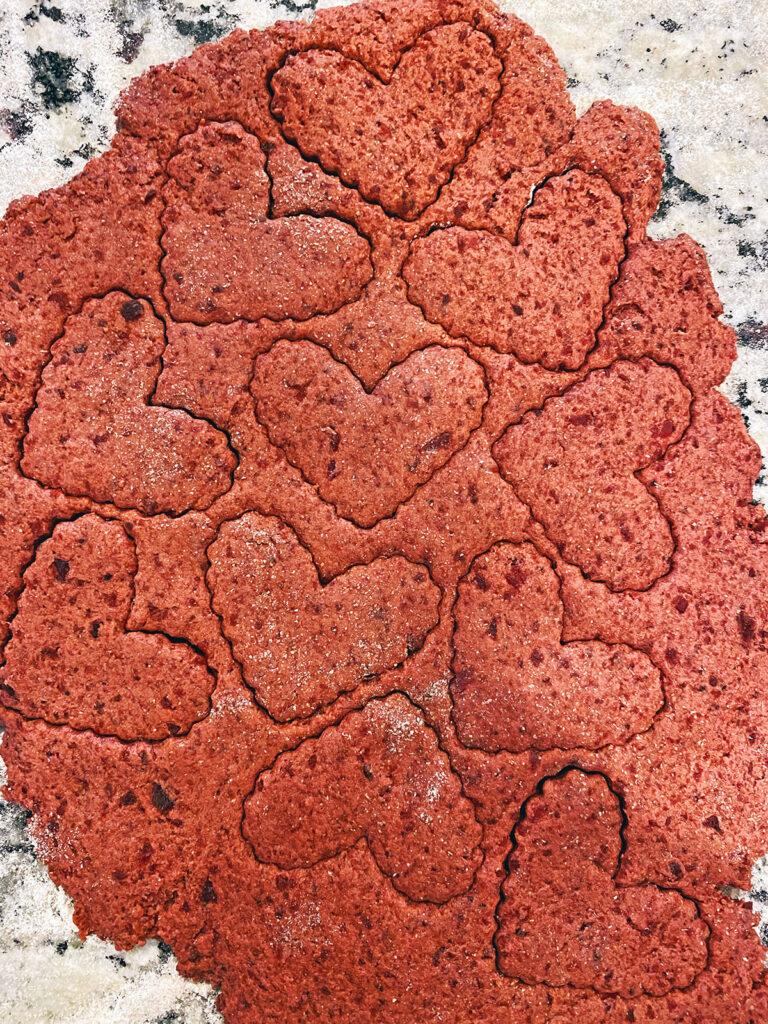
0 2 766 1022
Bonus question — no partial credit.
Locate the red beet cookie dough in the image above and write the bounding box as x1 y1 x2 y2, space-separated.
0 2 766 1023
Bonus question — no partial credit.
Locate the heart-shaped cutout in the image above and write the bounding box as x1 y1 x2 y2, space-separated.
270 23 502 219
495 770 709 995
0 515 215 741
591 234 737 393
452 542 663 752
493 359 691 590
404 170 625 369
207 513 440 721
22 292 236 515
244 694 482 902
161 121 373 323
251 340 488 527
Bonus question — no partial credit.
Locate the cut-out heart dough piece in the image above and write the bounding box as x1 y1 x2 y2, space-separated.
244 694 482 901
493 359 691 590
495 770 709 996
0 515 215 741
207 513 440 721
404 170 625 369
271 23 502 219
452 542 663 752
161 121 373 323
22 292 235 515
591 234 737 393
252 340 488 527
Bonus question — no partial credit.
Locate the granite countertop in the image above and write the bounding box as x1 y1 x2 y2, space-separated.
0 1 766 1022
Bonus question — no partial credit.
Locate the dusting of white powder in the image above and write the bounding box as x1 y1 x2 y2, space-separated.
0 1 766 1021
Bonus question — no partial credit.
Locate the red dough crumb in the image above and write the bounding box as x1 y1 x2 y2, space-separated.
0 1 766 1023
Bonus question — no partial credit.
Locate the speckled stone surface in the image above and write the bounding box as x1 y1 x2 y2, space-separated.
0 2 766 1023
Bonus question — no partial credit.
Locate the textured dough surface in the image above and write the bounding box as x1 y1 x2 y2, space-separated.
0 2 766 1023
